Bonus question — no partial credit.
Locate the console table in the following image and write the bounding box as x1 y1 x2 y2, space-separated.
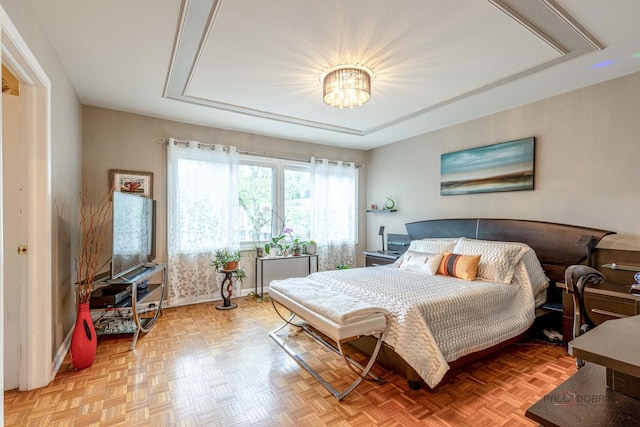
254 254 318 301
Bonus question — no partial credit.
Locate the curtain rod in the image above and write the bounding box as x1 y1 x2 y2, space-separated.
156 138 364 168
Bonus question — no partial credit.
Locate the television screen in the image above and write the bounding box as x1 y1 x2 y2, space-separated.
111 192 156 280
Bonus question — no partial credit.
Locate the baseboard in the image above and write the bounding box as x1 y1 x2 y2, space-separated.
51 327 73 381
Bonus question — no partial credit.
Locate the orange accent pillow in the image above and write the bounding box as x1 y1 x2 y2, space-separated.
437 252 481 281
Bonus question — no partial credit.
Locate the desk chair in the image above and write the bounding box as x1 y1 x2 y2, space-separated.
564 265 606 368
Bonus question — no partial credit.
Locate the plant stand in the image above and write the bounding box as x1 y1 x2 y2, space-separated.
216 269 238 310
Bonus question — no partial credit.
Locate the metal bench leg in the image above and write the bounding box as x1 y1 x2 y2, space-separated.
269 302 386 401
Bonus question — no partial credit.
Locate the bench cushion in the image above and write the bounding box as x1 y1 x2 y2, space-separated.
269 279 387 341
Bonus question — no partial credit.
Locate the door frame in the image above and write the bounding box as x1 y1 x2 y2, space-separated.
1 5 53 391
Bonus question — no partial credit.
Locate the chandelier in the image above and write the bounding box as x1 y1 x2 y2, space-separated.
321 65 373 108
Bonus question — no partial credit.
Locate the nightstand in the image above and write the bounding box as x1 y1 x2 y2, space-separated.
364 251 401 267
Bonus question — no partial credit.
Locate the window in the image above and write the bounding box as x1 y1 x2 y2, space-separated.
284 167 311 241
237 162 273 244
238 157 311 246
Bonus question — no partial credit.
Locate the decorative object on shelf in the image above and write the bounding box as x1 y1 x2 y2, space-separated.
109 169 153 199
384 197 396 210
58 185 113 370
321 65 373 109
631 272 640 295
370 203 377 210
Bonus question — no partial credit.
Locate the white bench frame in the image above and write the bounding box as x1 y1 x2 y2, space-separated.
269 295 387 401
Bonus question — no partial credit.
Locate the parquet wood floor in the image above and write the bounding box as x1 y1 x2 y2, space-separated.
5 297 575 426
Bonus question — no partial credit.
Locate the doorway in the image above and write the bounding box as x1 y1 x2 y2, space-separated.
1 5 53 395
2 64 25 391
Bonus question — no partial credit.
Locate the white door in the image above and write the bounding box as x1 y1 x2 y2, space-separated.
2 90 26 391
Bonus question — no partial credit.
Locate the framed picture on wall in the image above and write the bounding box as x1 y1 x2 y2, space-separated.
440 137 535 196
109 169 153 198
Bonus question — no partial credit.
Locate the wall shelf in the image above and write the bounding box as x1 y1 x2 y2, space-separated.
366 209 397 213
602 263 640 272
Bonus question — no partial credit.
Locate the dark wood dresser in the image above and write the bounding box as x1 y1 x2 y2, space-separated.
558 248 640 343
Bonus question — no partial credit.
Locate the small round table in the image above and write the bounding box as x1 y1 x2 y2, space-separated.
216 269 238 310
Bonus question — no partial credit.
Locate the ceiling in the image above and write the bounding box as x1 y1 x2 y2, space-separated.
32 0 640 150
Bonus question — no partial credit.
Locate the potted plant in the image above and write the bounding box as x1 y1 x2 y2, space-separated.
291 237 307 256
211 249 247 294
212 248 243 271
304 240 317 255
233 267 248 286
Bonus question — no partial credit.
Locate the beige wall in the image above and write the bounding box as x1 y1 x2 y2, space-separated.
1 0 83 358
82 106 368 292
366 70 640 251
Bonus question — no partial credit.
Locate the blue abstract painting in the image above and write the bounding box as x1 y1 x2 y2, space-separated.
440 137 535 195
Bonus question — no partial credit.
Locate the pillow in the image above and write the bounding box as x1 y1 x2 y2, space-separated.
399 251 443 275
512 246 549 296
437 252 481 281
395 238 458 267
412 238 458 253
452 238 523 284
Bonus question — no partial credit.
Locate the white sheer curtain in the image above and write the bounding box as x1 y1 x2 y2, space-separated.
310 158 357 271
167 138 239 306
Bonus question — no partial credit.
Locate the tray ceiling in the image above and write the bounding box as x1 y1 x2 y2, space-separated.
32 0 640 149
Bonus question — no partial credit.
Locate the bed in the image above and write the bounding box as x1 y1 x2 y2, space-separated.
270 218 614 392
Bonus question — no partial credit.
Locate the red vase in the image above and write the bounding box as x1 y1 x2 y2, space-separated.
70 302 97 370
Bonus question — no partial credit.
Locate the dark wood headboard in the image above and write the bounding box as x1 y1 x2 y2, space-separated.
405 218 615 283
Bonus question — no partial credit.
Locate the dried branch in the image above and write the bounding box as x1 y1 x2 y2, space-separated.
58 185 114 304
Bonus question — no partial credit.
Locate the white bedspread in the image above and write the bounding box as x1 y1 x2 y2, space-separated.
272 266 535 388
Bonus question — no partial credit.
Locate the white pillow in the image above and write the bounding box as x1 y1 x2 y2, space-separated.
399 251 443 275
513 246 549 296
394 238 458 267
452 237 522 284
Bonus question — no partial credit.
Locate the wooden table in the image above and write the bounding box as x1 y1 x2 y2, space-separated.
525 363 640 426
569 315 640 398
526 315 640 426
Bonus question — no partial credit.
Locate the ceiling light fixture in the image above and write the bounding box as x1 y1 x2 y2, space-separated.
321 65 373 109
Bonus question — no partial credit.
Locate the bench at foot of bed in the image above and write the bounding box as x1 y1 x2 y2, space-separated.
269 283 388 401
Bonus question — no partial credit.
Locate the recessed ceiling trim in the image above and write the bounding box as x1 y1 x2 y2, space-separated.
163 0 192 99
488 0 567 55
181 93 365 135
540 0 605 51
165 0 605 139
364 51 579 135
183 0 224 97
164 0 222 100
